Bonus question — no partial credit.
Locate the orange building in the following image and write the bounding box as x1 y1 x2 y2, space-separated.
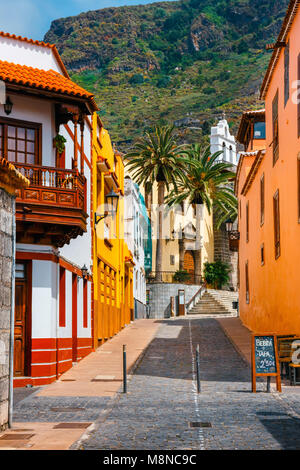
236 0 300 334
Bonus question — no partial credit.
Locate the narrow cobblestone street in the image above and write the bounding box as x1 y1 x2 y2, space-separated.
72 318 300 451
9 317 300 450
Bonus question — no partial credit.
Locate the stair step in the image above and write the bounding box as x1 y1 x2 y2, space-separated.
187 289 238 316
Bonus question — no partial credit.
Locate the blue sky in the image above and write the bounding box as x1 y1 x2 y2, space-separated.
0 0 171 40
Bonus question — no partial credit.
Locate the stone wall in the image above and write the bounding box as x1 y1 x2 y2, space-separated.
134 298 147 319
0 188 14 431
146 283 201 319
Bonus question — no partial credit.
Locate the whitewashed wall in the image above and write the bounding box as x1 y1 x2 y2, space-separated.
0 36 62 73
0 95 56 167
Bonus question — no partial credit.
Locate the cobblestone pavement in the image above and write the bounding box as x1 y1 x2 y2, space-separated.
71 318 300 450
13 394 111 423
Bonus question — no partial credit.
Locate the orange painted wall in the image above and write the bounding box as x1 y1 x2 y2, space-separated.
238 8 300 334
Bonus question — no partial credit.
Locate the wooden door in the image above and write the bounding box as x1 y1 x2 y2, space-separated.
183 251 195 285
14 262 30 376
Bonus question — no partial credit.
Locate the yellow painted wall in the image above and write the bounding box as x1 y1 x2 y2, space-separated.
92 115 134 348
139 181 214 282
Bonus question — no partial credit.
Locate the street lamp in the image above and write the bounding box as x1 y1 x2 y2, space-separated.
225 219 234 233
106 188 119 215
81 264 88 280
94 189 120 226
4 96 13 115
225 218 240 252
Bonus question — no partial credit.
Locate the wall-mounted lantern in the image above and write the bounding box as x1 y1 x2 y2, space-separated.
4 96 13 115
94 189 120 226
225 218 240 252
81 264 88 280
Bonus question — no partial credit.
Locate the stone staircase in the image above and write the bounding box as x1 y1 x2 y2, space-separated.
187 289 238 316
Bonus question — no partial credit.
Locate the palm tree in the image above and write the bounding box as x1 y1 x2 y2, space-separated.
124 125 186 281
166 144 238 284
166 144 238 228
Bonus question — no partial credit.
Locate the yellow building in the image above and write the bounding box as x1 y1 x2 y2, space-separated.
92 115 134 348
142 181 215 284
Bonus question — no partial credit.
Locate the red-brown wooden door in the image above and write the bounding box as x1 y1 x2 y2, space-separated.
14 262 30 376
183 251 195 285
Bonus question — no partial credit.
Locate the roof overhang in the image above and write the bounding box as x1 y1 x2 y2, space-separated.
236 109 265 145
104 171 120 191
236 149 266 197
260 0 300 99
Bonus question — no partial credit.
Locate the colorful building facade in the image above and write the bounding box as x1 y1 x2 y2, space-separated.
92 116 134 348
0 32 94 387
143 180 214 285
236 0 300 334
124 176 150 318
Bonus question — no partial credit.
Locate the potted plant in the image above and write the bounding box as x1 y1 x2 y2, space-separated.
53 134 67 154
203 261 231 290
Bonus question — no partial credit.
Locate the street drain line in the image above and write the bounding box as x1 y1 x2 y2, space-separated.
188 319 205 451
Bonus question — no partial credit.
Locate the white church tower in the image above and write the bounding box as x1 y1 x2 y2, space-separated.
210 113 238 166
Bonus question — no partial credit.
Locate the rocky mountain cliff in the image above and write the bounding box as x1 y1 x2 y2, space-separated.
45 0 289 147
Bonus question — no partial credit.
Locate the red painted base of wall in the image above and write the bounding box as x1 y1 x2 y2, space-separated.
13 337 93 388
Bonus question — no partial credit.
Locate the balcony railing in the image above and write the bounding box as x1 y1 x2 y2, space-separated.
14 163 86 212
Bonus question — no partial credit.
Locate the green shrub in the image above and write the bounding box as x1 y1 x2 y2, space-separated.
203 261 231 289
173 270 191 283
129 74 144 85
203 86 216 95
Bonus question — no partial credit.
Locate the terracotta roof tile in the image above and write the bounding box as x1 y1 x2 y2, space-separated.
0 31 54 48
0 60 98 110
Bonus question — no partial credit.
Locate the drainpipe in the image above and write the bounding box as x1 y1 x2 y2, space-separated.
8 196 16 428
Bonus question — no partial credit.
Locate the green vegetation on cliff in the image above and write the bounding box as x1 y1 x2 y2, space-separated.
44 0 289 148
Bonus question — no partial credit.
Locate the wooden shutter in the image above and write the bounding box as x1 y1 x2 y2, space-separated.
298 155 300 222
246 201 249 243
245 261 250 304
284 41 290 106
273 190 281 259
260 174 265 225
272 91 279 165
298 55 300 138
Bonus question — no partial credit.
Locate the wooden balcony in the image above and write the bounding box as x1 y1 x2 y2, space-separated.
229 231 240 252
14 163 88 247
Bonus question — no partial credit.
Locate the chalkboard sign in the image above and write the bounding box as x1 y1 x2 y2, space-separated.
254 336 277 374
251 334 281 393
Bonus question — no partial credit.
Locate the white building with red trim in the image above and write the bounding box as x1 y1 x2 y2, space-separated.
0 32 97 387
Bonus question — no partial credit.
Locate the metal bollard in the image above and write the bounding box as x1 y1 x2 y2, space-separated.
267 376 271 393
123 344 127 394
196 344 201 393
